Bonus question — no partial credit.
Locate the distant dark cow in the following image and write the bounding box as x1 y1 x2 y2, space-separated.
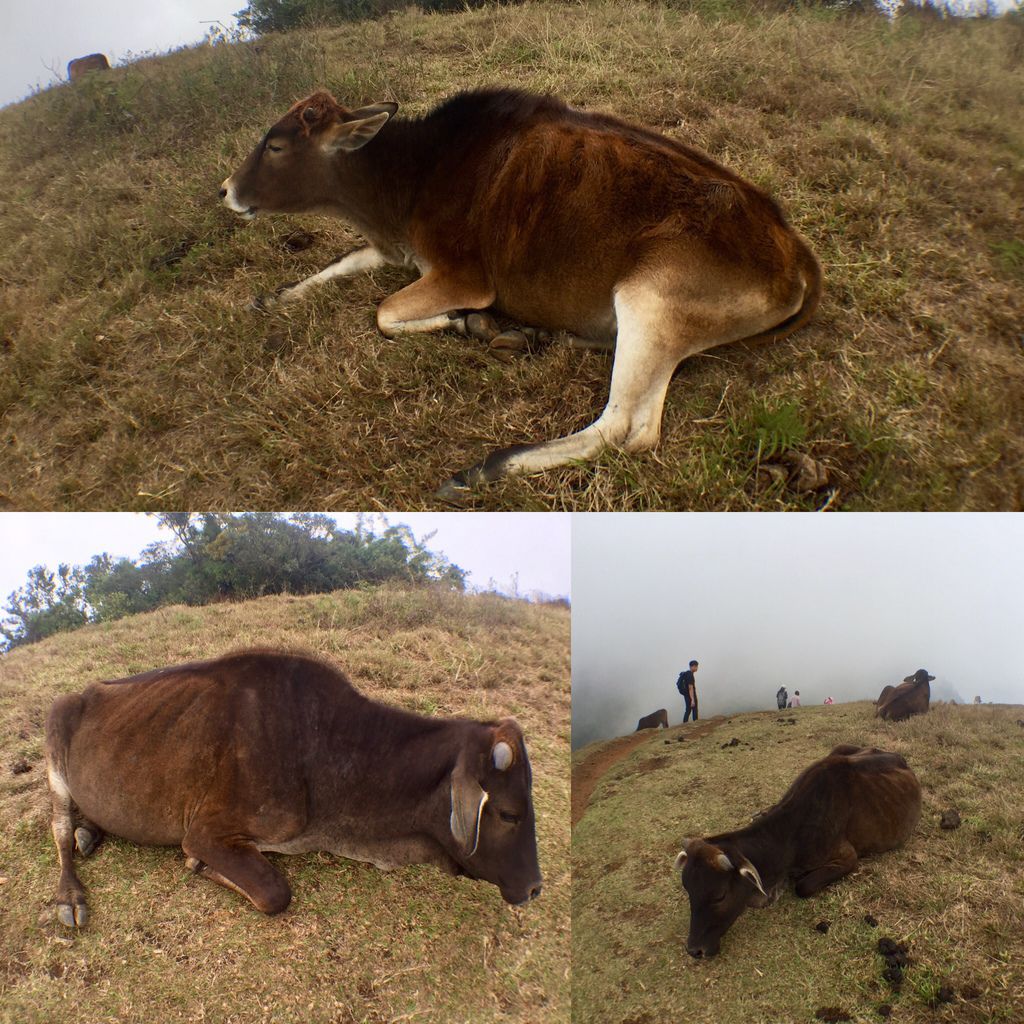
67 54 109 81
636 709 669 731
220 88 821 495
673 744 920 958
45 650 542 928
876 668 934 722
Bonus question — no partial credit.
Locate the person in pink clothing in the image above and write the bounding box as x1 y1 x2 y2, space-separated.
790 691 802 708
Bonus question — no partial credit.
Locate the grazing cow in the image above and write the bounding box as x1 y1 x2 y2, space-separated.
673 744 920 958
876 669 934 722
636 709 670 731
44 650 542 928
67 54 109 81
220 88 821 496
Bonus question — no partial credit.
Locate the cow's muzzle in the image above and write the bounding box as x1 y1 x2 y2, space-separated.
505 879 543 906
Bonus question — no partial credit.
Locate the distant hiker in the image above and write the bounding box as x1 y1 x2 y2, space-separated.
824 696 834 706
677 660 699 723
791 691 802 708
776 687 788 710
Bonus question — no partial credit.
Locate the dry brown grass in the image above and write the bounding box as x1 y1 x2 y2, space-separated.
0 585 570 1023
1 1 1022 509
572 700 1024 1023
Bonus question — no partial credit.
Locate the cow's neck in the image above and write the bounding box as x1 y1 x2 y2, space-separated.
711 804 802 890
328 117 446 252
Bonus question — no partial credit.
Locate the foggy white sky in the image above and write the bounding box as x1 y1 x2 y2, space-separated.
0 0 241 108
572 513 1023 749
0 513 570 605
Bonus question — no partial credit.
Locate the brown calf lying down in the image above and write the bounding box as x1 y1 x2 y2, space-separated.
221 87 821 496
636 709 670 731
876 668 933 721
673 744 920 957
45 650 542 927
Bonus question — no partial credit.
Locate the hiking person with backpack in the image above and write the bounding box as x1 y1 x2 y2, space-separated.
677 661 699 723
776 686 788 710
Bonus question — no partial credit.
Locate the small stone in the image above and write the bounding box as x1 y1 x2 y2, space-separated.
784 451 830 492
10 759 31 775
939 809 961 830
676 736 685 743
757 463 787 488
815 920 830 933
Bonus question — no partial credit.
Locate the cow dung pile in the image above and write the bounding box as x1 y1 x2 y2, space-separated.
877 937 912 990
813 1008 852 1023
939 808 962 830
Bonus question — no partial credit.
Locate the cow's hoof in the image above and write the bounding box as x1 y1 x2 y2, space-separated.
74 827 100 857
465 312 500 343
436 474 474 504
56 900 88 928
489 330 529 360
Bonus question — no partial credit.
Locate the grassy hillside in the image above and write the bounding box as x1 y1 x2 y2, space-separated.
1 2 1022 510
0 586 570 1024
572 702 1024 1024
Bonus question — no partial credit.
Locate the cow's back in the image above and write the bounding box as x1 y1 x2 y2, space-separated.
47 652 350 846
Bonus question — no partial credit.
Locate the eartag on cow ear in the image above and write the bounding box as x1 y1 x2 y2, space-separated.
493 741 513 771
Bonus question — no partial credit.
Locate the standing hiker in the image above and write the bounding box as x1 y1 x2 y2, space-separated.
677 660 699 723
776 686 788 710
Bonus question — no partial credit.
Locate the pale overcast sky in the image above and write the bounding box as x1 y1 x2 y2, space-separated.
0 513 571 604
0 0 241 108
572 513 1023 749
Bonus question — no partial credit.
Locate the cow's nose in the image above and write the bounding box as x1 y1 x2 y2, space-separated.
687 946 704 959
528 882 543 901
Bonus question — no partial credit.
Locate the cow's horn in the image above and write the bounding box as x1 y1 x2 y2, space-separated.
302 106 318 123
673 849 688 871
714 853 734 872
493 741 513 771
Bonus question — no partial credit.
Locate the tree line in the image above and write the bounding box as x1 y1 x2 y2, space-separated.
1 513 465 652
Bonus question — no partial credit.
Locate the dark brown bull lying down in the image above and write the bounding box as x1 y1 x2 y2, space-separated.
876 668 934 722
45 650 542 927
636 709 669 731
220 88 821 496
674 744 920 958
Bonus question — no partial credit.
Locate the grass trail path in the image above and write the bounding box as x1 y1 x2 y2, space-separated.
572 716 726 829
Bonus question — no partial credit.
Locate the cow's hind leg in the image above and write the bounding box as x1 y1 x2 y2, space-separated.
182 832 291 915
794 841 859 897
47 764 89 928
438 279 687 497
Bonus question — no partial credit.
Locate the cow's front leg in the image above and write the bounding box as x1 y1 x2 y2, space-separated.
376 271 495 337
794 841 859 897
253 244 389 310
183 831 292 915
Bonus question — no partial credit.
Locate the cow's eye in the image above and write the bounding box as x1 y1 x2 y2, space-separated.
499 811 520 825
267 143 283 153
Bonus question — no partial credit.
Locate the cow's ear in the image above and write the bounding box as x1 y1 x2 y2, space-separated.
450 762 488 856
735 854 767 897
319 103 396 154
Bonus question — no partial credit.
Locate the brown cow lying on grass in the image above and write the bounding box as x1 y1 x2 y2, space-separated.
220 87 821 496
45 650 542 927
636 709 670 731
673 744 921 958
876 668 934 722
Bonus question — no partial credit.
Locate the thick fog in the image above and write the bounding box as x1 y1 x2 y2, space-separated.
572 513 1023 749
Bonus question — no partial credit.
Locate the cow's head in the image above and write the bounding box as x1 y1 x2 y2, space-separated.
903 669 935 686
447 718 542 906
220 91 397 219
674 838 768 958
